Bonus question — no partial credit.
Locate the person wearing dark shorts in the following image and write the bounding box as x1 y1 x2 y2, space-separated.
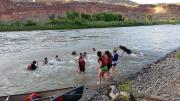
112 49 119 72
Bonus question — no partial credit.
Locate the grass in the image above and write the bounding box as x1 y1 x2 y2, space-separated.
118 81 140 101
176 53 180 59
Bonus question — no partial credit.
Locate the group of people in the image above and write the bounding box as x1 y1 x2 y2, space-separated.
27 55 61 70
76 45 134 85
96 49 119 85
27 45 136 85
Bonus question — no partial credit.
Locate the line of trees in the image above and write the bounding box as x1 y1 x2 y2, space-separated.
49 12 125 21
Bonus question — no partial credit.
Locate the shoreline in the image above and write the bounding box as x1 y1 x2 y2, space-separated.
131 47 180 101
128 48 179 80
0 20 179 32
87 47 180 101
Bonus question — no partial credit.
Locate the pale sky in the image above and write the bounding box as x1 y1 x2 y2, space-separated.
131 0 180 4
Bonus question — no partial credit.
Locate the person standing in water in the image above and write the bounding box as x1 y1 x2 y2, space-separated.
112 49 119 72
104 51 112 80
105 51 113 71
97 51 108 85
78 53 86 74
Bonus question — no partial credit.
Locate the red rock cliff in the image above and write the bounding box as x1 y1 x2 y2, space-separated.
0 0 180 22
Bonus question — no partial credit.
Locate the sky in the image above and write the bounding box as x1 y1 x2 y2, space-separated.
131 0 180 4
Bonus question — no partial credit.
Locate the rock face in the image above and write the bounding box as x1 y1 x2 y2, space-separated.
10 0 34 2
0 0 180 22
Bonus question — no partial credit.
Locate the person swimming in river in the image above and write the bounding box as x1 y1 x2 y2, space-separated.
43 57 48 65
83 52 87 59
72 50 77 55
93 48 96 52
27 61 39 70
55 55 61 61
78 53 86 74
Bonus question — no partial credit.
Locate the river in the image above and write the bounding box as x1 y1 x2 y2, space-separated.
0 25 180 96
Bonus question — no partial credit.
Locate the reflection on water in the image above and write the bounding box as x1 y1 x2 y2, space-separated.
0 25 180 95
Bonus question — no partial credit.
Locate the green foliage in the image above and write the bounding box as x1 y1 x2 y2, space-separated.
81 13 92 20
11 21 24 26
119 81 132 93
91 13 124 21
66 12 80 20
49 14 56 20
73 19 83 26
25 20 37 26
0 13 179 32
48 19 74 25
176 53 180 59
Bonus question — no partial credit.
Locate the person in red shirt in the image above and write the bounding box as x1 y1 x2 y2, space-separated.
97 51 108 85
78 53 86 74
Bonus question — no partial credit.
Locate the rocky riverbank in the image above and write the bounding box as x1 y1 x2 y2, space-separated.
131 47 180 101
87 47 180 101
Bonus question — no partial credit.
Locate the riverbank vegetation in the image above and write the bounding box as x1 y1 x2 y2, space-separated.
176 53 180 59
0 12 180 31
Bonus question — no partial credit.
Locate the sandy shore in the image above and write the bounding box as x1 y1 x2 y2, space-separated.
87 47 180 101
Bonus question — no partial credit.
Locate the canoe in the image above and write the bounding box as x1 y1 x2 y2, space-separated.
0 86 84 101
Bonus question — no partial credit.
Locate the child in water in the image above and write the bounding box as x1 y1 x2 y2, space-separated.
43 57 48 65
55 55 61 61
78 53 86 74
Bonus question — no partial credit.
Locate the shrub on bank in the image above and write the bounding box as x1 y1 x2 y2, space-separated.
176 53 180 59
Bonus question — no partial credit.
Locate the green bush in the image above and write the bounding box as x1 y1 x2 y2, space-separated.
66 12 80 20
176 53 180 59
25 20 37 26
119 81 132 93
91 13 124 21
48 19 74 25
81 13 92 20
11 21 24 26
49 14 56 20
73 19 83 26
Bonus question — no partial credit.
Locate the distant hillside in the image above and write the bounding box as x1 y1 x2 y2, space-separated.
1 0 180 22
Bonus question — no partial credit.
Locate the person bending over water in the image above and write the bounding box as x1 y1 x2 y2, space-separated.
119 45 132 57
55 55 61 61
27 61 39 71
97 51 108 85
119 45 143 57
78 53 86 74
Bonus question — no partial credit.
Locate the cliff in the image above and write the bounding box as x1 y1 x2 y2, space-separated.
0 0 180 22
